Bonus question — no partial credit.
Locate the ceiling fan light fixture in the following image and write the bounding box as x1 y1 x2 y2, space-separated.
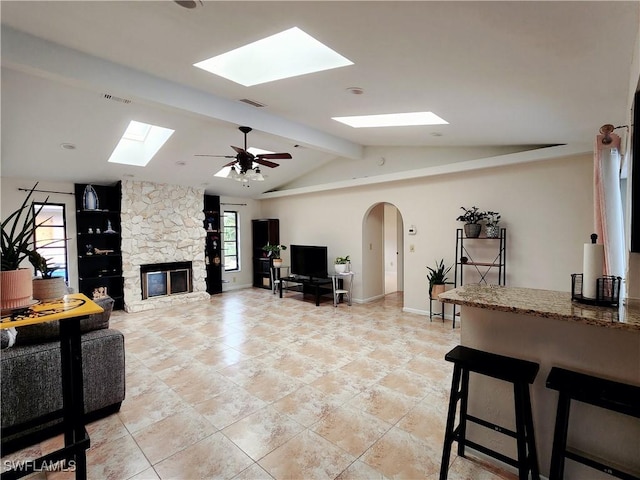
226 165 239 179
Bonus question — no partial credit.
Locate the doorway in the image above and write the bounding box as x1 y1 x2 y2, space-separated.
362 202 404 301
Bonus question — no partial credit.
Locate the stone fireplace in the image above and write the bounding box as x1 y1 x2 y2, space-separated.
121 180 210 312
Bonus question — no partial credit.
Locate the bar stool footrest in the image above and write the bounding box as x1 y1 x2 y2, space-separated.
565 447 640 480
466 414 518 439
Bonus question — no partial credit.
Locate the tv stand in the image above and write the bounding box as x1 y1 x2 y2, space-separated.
279 275 333 306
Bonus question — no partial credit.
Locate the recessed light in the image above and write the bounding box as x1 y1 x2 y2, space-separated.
347 87 364 95
431 132 443 137
194 27 353 87
60 143 76 150
332 111 449 128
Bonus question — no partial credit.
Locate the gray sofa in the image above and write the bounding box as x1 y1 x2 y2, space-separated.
0 296 125 453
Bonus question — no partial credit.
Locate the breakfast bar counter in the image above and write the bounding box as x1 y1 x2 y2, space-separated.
438 285 640 479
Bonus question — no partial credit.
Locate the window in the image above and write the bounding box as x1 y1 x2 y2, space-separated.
33 203 68 281
223 211 239 271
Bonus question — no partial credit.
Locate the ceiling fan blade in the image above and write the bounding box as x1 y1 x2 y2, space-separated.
194 154 236 158
223 160 239 168
257 152 292 160
231 146 245 155
254 158 280 168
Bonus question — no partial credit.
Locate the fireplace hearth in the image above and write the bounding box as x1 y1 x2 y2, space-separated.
141 261 193 300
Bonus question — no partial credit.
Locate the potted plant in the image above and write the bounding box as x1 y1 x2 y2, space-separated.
456 206 485 238
29 251 67 302
334 255 350 274
1 183 47 309
485 211 501 238
427 259 452 298
262 243 287 267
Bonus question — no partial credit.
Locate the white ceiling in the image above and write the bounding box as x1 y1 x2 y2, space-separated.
1 1 638 198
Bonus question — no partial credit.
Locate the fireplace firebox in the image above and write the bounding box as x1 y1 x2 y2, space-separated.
141 261 192 300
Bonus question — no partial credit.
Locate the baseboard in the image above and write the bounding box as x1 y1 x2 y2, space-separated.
222 283 253 292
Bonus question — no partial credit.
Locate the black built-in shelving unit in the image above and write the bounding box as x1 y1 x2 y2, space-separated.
74 182 124 310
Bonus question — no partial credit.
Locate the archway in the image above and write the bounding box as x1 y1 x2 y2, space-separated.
361 202 404 302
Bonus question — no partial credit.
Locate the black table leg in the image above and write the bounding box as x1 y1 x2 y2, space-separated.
59 317 89 480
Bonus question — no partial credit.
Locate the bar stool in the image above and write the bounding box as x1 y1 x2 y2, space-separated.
440 345 540 480
546 367 640 480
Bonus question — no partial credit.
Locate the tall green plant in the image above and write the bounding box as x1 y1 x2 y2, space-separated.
1 183 48 271
427 259 452 294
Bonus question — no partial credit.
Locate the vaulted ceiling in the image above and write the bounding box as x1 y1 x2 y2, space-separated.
1 1 638 198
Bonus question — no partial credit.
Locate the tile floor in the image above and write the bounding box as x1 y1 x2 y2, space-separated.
2 289 517 479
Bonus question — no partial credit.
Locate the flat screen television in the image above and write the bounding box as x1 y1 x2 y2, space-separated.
290 245 328 279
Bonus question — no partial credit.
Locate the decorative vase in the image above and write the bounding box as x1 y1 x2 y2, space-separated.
83 184 99 211
464 223 481 238
1 269 34 309
32 277 67 302
486 225 500 238
273 258 283 267
335 264 347 274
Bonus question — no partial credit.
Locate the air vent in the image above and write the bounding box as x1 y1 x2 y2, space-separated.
102 93 132 104
239 98 266 108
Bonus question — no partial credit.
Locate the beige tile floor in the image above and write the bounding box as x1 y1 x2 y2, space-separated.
2 289 517 480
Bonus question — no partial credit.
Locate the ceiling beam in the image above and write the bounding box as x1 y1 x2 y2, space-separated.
1 26 363 160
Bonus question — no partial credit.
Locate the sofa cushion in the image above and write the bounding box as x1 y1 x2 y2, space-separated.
14 296 114 346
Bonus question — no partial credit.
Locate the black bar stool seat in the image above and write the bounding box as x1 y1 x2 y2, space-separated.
546 367 640 480
440 345 540 480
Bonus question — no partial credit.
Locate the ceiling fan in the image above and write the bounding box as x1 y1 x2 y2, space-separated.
195 126 292 182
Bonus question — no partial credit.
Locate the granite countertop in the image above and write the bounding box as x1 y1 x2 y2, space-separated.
438 284 640 331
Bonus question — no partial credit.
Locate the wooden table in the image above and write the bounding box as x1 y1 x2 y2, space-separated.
1 294 103 480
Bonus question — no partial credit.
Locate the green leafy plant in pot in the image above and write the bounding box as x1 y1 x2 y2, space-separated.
263 243 287 266
29 251 67 302
427 259 452 298
1 183 48 309
335 255 350 274
456 206 485 238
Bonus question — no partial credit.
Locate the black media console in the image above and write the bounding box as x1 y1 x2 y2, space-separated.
279 275 334 306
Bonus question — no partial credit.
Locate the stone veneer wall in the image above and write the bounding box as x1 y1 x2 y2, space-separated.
121 180 210 312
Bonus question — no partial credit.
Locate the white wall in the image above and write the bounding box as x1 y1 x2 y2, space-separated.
260 153 595 314
384 203 398 293
219 195 263 291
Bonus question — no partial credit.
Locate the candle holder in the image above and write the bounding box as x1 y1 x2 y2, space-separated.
571 273 621 307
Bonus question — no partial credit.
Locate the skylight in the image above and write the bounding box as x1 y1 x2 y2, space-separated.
108 121 174 167
332 111 449 128
123 120 152 142
193 27 353 87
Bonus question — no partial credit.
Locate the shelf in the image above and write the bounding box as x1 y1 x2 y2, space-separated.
79 274 122 281
77 232 119 236
460 262 499 267
76 209 118 214
78 253 121 259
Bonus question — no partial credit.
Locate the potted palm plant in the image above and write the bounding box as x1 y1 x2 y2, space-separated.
262 243 287 267
1 183 47 309
456 206 485 238
29 251 67 302
427 259 452 298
